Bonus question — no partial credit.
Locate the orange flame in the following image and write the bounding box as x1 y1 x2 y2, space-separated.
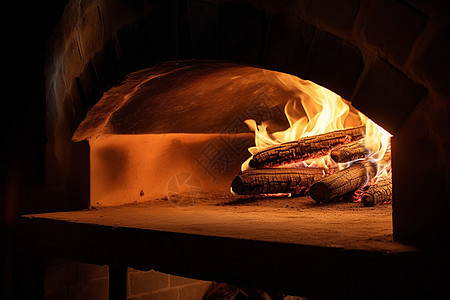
243 72 392 181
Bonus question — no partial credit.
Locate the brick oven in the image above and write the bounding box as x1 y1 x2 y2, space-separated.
11 0 450 299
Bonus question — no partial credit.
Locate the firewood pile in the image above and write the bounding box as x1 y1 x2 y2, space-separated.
231 126 392 206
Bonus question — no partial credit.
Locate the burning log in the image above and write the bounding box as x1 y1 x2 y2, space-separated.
362 178 392 207
248 126 365 168
308 160 377 203
309 151 391 203
231 168 324 196
330 139 368 163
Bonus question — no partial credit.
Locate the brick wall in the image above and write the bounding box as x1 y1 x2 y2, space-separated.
128 269 211 300
44 0 449 272
44 259 109 300
44 259 213 300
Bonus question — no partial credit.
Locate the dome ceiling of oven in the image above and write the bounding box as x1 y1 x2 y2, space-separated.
73 60 308 141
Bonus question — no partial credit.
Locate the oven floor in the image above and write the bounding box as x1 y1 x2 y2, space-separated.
25 195 405 251
19 195 429 297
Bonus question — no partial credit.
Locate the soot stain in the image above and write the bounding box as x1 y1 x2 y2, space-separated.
97 145 130 184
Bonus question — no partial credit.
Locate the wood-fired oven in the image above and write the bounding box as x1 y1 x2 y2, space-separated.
15 0 450 299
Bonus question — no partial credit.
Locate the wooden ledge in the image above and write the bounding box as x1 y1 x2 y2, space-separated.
18 198 429 297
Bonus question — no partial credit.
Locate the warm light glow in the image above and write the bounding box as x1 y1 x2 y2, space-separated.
358 113 392 181
242 71 392 183
245 72 361 153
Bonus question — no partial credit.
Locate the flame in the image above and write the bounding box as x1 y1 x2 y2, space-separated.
243 71 392 183
245 73 361 153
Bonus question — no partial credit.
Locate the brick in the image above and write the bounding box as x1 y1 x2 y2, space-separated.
66 140 90 210
45 75 65 141
45 260 108 300
115 0 179 73
177 0 192 59
44 288 69 300
92 39 121 92
101 0 142 40
262 14 315 76
179 282 212 300
64 82 87 135
78 4 104 58
392 95 450 247
413 27 450 97
306 0 360 32
302 31 363 99
76 59 102 109
68 278 108 300
364 0 427 65
44 260 78 292
143 289 179 300
115 24 143 73
169 274 206 287
352 59 426 134
220 2 267 65
75 262 108 282
61 35 84 84
138 0 179 62
128 270 169 296
187 0 222 59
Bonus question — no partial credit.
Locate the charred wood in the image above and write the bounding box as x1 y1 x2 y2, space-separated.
362 178 392 207
330 139 368 163
249 126 365 168
231 168 324 196
309 160 377 203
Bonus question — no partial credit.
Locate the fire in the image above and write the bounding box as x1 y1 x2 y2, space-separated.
242 71 392 182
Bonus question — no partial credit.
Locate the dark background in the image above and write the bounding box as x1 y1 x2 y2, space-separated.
1 2 67 299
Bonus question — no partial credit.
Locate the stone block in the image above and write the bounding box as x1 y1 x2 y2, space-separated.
262 14 315 76
92 39 121 92
61 35 84 84
76 262 108 282
179 282 212 300
413 27 450 97
138 0 179 62
142 289 179 300
45 260 108 300
364 0 427 65
100 0 141 40
169 274 206 287
302 31 363 99
392 95 450 248
64 82 87 135
44 260 78 292
306 0 361 32
115 0 179 73
45 70 68 140
352 59 426 134
67 278 108 300
187 0 222 59
128 270 169 296
220 2 267 65
78 3 104 57
75 59 102 109
115 24 144 73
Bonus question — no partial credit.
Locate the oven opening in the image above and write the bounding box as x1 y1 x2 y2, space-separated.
74 60 392 211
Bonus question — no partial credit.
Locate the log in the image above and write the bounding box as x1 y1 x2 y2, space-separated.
330 139 368 163
362 178 392 207
248 126 365 168
309 160 377 203
231 168 325 196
